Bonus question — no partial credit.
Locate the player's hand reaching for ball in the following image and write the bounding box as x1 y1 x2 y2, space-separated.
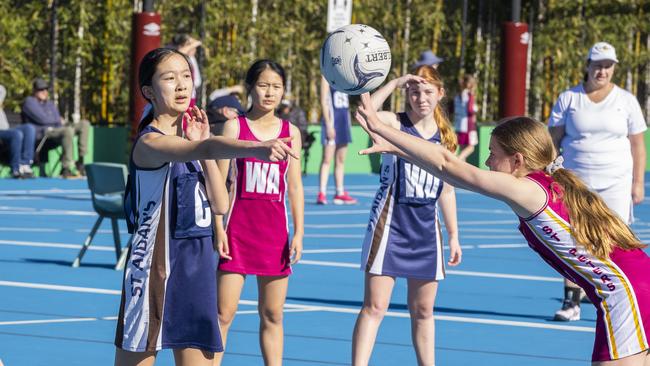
355 93 400 156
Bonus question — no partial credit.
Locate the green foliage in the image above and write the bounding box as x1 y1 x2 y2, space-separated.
1 0 648 125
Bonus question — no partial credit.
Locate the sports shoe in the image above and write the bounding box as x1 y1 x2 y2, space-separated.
333 191 358 205
19 165 34 179
61 168 81 179
75 161 87 177
554 300 580 321
316 192 327 205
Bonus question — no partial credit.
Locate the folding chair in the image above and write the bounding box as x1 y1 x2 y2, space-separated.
72 162 132 270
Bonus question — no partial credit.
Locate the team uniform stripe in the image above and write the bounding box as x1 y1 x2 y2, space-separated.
537 208 619 358
145 186 167 351
524 218 618 358
365 185 393 272
601 259 648 350
544 207 647 353
114 246 130 347
435 211 445 279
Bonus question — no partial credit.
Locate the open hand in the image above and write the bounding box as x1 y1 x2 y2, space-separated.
355 93 399 155
185 106 210 141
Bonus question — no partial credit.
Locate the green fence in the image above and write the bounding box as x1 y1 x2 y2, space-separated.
4 123 650 178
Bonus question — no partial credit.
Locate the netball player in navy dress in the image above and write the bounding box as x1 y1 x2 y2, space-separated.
113 48 295 366
352 67 462 366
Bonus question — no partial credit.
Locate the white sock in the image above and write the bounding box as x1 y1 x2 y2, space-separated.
336 187 344 196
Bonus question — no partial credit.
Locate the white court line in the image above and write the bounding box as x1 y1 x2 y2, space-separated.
304 210 370 216
0 280 590 332
0 207 95 216
0 280 121 295
0 189 88 195
0 316 117 326
476 244 528 249
458 208 512 214
304 224 367 229
0 227 60 233
304 234 364 239
302 248 362 254
298 260 562 282
0 240 115 252
0 240 529 254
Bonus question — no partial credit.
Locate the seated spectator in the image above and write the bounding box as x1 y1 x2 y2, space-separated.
0 85 35 178
206 89 245 136
21 78 90 178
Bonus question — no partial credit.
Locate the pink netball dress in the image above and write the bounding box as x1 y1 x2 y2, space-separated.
218 116 292 276
519 171 650 362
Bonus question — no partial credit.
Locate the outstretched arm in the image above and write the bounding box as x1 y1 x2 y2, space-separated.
355 93 543 217
133 115 298 169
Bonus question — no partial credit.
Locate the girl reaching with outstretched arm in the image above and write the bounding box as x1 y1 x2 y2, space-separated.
352 66 461 366
355 91 650 366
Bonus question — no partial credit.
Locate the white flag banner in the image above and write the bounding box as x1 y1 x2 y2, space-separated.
326 0 352 33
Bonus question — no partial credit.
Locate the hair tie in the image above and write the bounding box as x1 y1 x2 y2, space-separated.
545 155 564 174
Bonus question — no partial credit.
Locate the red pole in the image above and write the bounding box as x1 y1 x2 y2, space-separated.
499 22 529 118
129 12 161 138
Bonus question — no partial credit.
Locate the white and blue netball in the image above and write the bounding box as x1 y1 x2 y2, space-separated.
320 24 392 95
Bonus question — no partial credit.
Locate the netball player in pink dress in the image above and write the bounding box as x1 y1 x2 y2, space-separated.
214 59 304 366
355 93 650 366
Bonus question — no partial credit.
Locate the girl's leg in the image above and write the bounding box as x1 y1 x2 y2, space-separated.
114 348 156 366
351 274 396 366
173 348 214 366
213 272 246 366
318 143 336 201
555 278 581 321
592 349 650 366
333 145 348 194
257 275 289 366
407 279 439 366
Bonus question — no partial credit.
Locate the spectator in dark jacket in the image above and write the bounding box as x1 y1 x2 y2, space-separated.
22 78 90 178
0 84 35 178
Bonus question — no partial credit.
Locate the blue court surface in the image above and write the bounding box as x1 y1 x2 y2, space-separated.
1 174 649 366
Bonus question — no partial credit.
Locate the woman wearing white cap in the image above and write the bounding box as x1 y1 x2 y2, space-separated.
548 41 647 322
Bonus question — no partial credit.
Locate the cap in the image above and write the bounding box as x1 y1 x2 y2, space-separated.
33 78 49 91
413 50 444 68
587 42 618 63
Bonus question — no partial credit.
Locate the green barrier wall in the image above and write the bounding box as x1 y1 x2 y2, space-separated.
301 124 497 174
0 125 129 177
3 123 650 178
302 125 377 174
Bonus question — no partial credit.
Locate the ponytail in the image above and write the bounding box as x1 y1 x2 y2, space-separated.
434 103 457 152
550 168 646 258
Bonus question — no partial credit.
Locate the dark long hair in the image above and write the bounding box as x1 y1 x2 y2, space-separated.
244 59 286 111
137 48 191 132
